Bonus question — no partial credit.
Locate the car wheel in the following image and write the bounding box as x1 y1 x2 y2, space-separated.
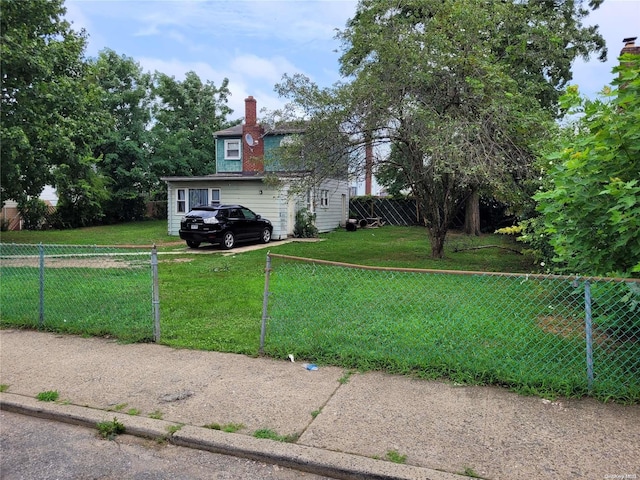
260 227 272 244
186 240 200 249
222 231 235 250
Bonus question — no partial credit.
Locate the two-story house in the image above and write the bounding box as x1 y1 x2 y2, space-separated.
162 96 350 240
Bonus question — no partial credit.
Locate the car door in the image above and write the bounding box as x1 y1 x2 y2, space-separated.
228 208 248 239
240 207 261 240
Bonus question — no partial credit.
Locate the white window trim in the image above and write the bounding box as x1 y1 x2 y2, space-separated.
211 188 221 203
224 139 241 160
176 188 186 214
320 189 329 208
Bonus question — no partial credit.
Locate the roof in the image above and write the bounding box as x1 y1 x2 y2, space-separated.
161 171 308 183
188 204 246 211
212 122 306 138
213 124 243 137
161 173 266 182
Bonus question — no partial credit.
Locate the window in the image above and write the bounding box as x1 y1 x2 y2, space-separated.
189 189 208 210
224 139 241 159
240 207 256 220
320 189 329 207
211 189 221 203
176 189 186 213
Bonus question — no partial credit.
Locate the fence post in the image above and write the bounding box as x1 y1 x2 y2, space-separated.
584 280 594 393
39 243 45 329
151 245 161 342
259 253 272 355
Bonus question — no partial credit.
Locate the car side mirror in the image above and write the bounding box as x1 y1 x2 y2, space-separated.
256 214 261 219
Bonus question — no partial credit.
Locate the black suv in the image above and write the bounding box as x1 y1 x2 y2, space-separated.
179 204 273 249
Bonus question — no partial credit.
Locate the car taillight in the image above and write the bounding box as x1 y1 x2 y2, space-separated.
203 217 219 224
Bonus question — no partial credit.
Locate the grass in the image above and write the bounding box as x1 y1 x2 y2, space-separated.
2 222 637 402
97 417 125 440
0 384 9 393
36 390 59 402
264 261 640 401
253 428 300 443
462 466 483 478
0 220 173 247
386 450 407 464
203 422 245 433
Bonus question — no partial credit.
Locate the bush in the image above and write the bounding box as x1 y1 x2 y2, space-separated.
293 208 318 238
593 281 640 342
18 198 51 230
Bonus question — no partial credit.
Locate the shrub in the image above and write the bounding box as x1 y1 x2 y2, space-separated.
18 198 51 230
293 208 318 238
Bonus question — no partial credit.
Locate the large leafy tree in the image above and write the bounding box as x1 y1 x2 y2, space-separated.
340 0 606 238
91 49 153 223
1 0 110 226
276 0 556 257
534 54 640 276
149 72 233 182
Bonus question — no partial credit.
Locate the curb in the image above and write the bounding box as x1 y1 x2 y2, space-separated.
0 392 465 480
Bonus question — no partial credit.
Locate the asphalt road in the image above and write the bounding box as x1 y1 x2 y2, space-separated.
0 411 334 480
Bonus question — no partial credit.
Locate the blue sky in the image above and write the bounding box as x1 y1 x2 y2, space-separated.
65 0 640 122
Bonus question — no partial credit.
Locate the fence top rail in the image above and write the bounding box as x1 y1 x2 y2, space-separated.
267 253 640 283
0 242 154 250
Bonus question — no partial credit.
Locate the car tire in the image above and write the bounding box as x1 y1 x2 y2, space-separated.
222 231 235 250
186 240 201 249
261 228 272 244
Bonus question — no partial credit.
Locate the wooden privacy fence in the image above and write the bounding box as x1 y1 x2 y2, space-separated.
349 197 419 226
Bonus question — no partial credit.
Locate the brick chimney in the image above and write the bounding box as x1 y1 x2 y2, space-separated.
242 96 264 172
621 37 640 56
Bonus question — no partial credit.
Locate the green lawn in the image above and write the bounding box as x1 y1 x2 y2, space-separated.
1 223 532 353
6 222 636 402
0 219 174 247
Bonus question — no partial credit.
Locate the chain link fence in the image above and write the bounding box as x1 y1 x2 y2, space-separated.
261 254 640 403
0 243 160 342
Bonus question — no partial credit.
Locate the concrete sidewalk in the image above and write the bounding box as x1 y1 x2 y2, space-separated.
1 330 638 479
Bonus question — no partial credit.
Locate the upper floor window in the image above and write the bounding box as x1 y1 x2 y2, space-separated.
224 139 241 160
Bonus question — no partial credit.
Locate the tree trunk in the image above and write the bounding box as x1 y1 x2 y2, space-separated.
429 227 447 258
463 187 481 236
430 230 446 258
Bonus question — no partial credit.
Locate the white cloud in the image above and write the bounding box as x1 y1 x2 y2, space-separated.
230 54 302 83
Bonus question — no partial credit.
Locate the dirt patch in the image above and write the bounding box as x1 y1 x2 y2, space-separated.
161 257 194 263
537 315 611 345
1 256 142 269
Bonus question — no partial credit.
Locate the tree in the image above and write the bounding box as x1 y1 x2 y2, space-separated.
1 0 111 227
91 49 153 223
276 0 554 257
149 72 233 182
357 0 607 237
534 54 640 276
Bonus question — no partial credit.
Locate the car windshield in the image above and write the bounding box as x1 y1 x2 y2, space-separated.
186 209 217 219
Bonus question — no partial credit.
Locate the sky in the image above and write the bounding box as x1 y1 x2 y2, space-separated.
64 0 640 122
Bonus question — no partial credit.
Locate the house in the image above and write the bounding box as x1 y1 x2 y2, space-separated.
161 96 350 240
1 186 58 231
